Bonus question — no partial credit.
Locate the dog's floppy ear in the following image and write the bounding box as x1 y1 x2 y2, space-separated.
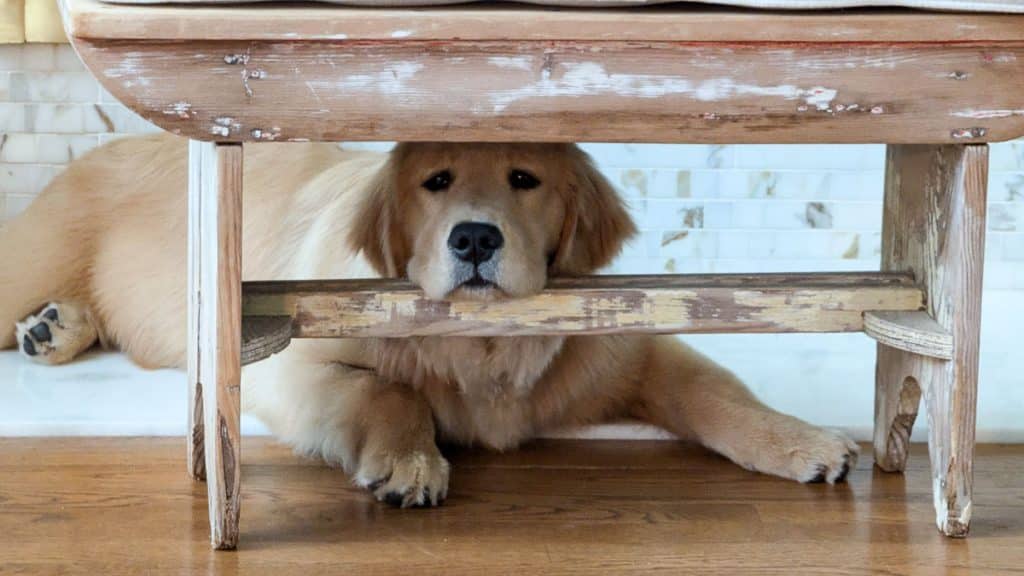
552 148 637 275
347 161 410 278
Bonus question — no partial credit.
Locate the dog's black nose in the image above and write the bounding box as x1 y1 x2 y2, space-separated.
448 222 504 264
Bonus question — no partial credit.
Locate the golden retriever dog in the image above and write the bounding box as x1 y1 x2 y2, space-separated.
0 134 858 506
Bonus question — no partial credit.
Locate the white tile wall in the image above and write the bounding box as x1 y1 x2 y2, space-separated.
1 43 1022 439
0 45 159 221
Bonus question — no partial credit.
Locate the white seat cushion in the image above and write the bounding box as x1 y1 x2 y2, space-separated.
101 0 1024 12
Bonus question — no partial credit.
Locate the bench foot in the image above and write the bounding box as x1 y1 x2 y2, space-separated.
874 144 987 537
188 140 244 550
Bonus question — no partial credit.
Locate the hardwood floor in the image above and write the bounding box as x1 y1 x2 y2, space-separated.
0 438 1022 575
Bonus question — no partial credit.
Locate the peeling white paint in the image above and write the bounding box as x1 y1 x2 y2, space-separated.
390 30 413 38
251 127 281 141
951 127 987 139
488 57 533 72
952 109 1024 119
213 116 242 134
210 125 230 137
317 61 424 95
486 63 838 114
103 58 151 88
802 87 838 111
163 101 193 119
871 106 885 115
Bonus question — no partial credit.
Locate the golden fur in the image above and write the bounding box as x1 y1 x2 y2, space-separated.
1 134 857 507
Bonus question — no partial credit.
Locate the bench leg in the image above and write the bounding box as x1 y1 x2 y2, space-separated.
188 140 244 550
874 144 987 537
187 152 205 481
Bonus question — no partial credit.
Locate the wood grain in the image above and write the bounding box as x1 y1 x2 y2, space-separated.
874 144 988 537
63 0 1024 43
863 310 953 360
241 316 292 366
2 438 1023 575
189 141 243 550
186 142 204 483
241 273 924 338
68 38 1024 144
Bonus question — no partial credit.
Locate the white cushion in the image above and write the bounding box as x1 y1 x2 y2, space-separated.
102 0 1024 12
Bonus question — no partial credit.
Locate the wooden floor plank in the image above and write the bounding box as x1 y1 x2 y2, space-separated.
0 439 1022 574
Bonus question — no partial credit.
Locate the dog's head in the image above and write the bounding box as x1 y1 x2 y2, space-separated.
349 143 636 300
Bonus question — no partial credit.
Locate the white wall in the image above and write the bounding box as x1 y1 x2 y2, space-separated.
0 44 1022 440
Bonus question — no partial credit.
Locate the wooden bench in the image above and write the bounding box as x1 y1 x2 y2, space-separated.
60 0 1024 549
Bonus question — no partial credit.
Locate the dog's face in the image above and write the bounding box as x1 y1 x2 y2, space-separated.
350 143 636 300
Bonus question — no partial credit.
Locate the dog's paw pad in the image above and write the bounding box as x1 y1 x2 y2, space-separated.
356 449 450 508
15 303 97 366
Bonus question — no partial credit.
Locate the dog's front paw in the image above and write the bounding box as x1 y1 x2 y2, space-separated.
781 425 859 484
15 302 98 365
354 447 450 508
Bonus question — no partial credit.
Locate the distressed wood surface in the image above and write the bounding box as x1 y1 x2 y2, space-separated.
186 143 204 483
241 273 924 338
63 0 1024 43
189 141 243 550
241 315 292 366
873 144 987 538
863 310 953 360
69 38 1024 144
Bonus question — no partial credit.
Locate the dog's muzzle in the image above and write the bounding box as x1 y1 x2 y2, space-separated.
448 221 503 288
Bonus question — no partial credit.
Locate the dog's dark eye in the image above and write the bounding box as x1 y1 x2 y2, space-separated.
422 170 452 192
509 169 540 190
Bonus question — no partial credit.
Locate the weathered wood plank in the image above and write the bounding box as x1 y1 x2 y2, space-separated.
241 273 924 338
71 39 1024 144
63 0 1024 43
863 310 953 361
186 142 205 483
241 315 292 366
873 144 987 537
189 141 243 550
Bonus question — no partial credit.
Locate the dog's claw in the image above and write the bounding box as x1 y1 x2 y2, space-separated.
834 461 851 484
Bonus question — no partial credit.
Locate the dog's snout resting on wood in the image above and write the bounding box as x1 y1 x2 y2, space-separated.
0 134 858 507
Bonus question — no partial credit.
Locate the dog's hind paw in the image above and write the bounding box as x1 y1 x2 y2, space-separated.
15 302 99 365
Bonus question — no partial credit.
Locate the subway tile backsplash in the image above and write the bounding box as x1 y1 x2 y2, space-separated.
2 43 1023 290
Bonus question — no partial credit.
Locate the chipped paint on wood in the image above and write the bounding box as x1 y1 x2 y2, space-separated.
488 56 533 71
163 101 193 118
875 144 987 537
75 40 1024 143
488 62 840 113
951 127 988 139
312 61 424 95
241 273 925 338
952 109 1024 119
